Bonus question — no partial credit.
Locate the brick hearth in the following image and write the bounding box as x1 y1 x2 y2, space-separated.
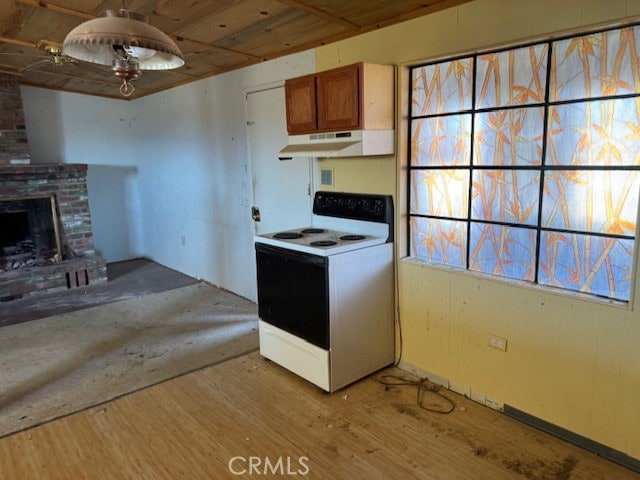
0 164 107 300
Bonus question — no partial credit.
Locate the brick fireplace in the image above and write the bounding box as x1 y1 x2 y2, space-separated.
0 74 107 301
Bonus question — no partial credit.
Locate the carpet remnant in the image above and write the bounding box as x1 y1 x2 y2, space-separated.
0 283 258 438
0 259 199 328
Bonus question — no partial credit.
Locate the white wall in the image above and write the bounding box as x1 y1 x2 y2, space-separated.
19 51 314 298
130 52 315 300
20 87 143 262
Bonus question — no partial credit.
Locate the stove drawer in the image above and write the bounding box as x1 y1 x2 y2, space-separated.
259 320 330 391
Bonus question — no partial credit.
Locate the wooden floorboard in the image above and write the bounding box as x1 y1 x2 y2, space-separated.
0 352 637 479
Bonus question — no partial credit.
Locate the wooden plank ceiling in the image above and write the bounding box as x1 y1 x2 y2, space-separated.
0 0 471 100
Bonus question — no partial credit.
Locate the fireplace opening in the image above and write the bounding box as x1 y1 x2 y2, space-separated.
0 195 62 269
0 211 30 247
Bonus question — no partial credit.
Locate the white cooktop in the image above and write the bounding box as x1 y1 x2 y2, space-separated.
255 226 387 256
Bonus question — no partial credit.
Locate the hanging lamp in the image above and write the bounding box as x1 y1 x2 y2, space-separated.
62 6 184 97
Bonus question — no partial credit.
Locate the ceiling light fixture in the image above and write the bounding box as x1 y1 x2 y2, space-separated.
62 6 184 97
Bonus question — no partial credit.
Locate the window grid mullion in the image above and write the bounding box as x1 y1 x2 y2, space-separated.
465 56 478 269
409 90 640 122
408 212 635 241
407 66 415 257
409 165 640 171
534 40 555 284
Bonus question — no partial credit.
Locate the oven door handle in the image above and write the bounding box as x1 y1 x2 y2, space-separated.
255 242 327 266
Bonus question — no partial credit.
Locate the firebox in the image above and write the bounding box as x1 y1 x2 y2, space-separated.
0 163 107 300
0 195 62 269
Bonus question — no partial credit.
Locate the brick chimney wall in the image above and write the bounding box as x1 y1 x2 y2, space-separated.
0 74 30 166
0 75 108 299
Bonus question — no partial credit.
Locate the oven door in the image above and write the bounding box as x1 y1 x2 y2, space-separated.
255 242 329 349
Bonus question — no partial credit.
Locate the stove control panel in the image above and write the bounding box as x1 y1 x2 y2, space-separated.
313 191 393 226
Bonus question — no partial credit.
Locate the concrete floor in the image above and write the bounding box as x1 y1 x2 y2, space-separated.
0 258 199 328
0 281 259 438
0 259 259 437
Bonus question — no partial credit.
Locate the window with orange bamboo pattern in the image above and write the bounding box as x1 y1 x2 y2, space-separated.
408 24 640 302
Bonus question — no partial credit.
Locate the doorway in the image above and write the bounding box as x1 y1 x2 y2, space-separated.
246 86 313 235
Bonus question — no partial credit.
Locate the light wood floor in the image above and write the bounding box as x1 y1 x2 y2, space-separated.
0 352 637 479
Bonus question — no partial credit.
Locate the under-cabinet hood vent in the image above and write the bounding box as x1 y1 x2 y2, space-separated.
279 130 394 159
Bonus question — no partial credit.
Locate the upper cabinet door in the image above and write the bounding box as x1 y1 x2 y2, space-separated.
317 64 361 131
285 75 317 134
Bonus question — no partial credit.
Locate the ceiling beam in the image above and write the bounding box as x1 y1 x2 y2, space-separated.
37 39 63 50
16 0 96 20
0 63 24 75
0 35 37 49
275 0 360 30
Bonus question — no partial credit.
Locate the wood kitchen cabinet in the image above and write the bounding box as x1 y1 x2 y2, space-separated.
284 63 393 135
284 75 317 134
316 64 360 131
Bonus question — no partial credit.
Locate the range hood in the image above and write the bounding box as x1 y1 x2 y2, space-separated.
278 130 394 159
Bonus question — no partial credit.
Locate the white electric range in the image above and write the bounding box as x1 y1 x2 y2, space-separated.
254 191 394 392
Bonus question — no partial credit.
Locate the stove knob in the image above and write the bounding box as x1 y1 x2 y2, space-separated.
374 202 383 216
363 200 372 212
347 198 357 209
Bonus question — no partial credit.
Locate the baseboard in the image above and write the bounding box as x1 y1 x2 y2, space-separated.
396 361 640 473
504 405 640 474
396 360 449 388
396 361 503 411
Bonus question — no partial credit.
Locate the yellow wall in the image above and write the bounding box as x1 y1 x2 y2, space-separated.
315 0 640 460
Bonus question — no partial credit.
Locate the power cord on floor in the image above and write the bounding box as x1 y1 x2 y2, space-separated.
376 374 456 414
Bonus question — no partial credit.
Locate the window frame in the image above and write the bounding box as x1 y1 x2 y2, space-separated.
406 23 640 303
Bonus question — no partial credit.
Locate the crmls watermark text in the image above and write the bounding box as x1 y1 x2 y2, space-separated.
228 456 310 476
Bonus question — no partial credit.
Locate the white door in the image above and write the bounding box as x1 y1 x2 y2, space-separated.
247 86 312 234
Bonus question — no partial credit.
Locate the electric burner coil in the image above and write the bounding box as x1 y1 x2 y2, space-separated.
273 232 303 239
310 240 337 247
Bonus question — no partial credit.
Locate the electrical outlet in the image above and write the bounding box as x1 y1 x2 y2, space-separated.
488 334 507 352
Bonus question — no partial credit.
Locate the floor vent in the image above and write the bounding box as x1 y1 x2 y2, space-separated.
66 269 89 289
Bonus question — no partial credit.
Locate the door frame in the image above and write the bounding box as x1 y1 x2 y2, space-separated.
243 81 315 234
